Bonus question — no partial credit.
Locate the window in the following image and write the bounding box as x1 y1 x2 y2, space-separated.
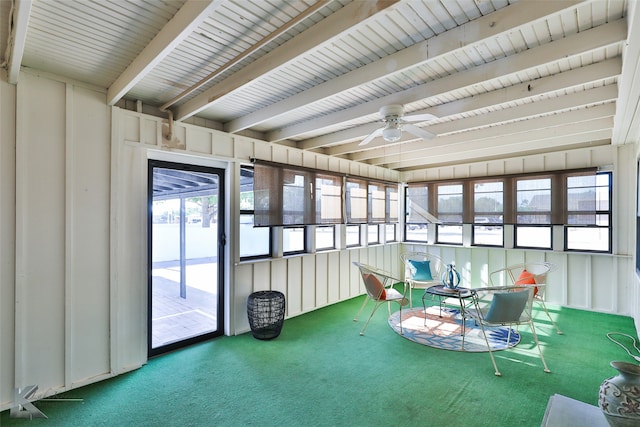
254 162 343 227
345 224 361 247
565 172 611 252
515 177 552 249
316 174 342 224
252 161 399 256
346 178 367 225
368 182 386 223
405 184 429 242
385 224 396 242
240 166 271 259
436 183 463 244
386 186 399 223
472 181 503 246
315 225 335 251
283 227 305 254
405 167 611 253
368 224 380 245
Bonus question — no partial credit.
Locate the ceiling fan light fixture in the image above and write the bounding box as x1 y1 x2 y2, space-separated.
382 124 402 142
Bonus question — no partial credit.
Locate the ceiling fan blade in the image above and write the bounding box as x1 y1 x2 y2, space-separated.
403 113 438 122
403 124 436 140
359 127 383 146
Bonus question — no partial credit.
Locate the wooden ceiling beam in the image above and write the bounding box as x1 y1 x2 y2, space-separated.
373 110 614 168
300 57 621 151
173 1 399 122
344 85 618 160
7 0 32 84
225 0 585 134
269 18 626 143
106 0 222 106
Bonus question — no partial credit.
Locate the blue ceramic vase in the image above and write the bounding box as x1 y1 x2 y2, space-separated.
442 263 461 289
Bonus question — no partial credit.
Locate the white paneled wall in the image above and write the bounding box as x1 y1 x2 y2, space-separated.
401 243 633 315
1 69 638 412
113 108 402 339
0 71 17 408
403 143 639 323
8 71 112 408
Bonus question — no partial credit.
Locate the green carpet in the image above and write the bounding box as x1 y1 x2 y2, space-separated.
1 295 637 426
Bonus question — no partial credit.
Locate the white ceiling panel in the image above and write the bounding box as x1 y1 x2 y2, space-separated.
1 0 636 170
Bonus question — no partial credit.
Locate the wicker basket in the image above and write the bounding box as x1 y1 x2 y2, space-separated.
247 291 285 340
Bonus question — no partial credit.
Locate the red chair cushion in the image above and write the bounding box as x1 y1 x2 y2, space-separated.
363 273 386 300
515 269 538 296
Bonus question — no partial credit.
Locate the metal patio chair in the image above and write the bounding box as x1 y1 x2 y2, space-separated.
467 285 551 376
353 262 409 336
489 262 563 335
400 252 446 307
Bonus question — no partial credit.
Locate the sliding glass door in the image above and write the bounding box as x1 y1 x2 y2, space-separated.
148 160 225 356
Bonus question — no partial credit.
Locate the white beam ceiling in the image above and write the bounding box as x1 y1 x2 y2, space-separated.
173 0 400 122
106 0 223 106
225 0 584 135
268 18 626 144
6 0 31 85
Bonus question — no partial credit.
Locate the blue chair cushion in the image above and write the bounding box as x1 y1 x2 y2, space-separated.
408 260 433 281
485 290 529 323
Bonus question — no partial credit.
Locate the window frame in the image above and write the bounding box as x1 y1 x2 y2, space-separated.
239 166 272 260
435 182 464 245
404 167 611 253
315 225 336 251
514 176 553 250
471 179 504 247
564 171 612 253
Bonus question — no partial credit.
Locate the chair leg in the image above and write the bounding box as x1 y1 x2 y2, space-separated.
354 296 369 322
360 301 384 336
478 323 501 376
537 299 563 335
529 320 551 373
409 285 413 308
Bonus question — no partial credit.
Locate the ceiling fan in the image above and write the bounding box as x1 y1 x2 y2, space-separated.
359 104 437 146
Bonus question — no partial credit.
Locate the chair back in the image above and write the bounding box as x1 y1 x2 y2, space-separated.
400 252 445 283
490 262 555 298
476 285 544 324
353 262 388 301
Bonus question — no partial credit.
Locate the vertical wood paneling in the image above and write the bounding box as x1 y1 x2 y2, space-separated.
592 255 616 312
212 132 234 158
349 249 362 296
401 244 633 315
302 256 316 311
252 262 271 292
315 253 328 306
271 259 287 296
68 85 111 383
16 73 66 389
188 127 212 154
0 75 16 407
234 264 253 332
254 139 271 161
339 250 351 299
141 118 157 145
327 252 340 303
567 256 590 309
124 115 140 142
287 257 302 316
111 141 147 374
546 252 568 305
233 136 254 160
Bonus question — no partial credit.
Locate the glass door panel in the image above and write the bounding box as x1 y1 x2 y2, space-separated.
148 160 225 356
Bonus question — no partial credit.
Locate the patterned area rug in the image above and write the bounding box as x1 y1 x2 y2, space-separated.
388 306 520 352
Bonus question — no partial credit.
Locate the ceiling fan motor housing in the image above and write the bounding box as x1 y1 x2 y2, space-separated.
379 104 405 119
